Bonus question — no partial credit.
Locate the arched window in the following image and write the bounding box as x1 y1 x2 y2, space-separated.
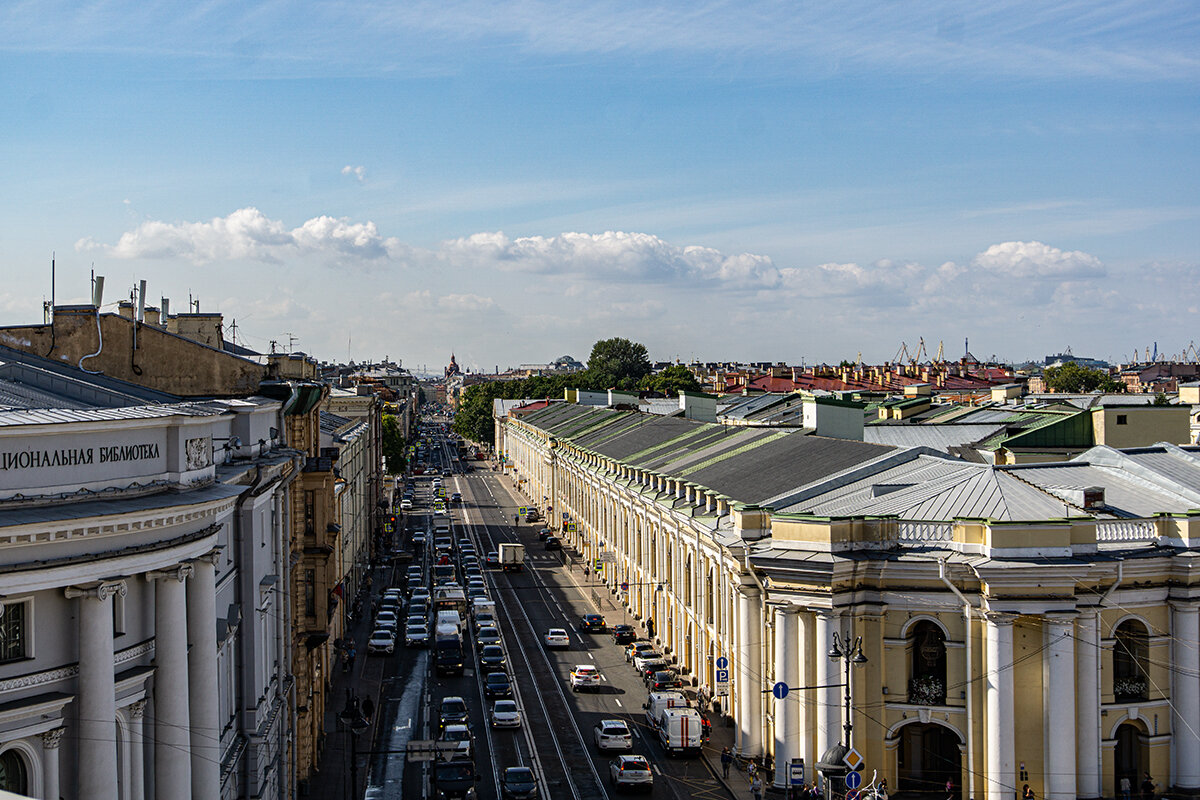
0 749 28 795
908 620 947 705
1113 620 1149 701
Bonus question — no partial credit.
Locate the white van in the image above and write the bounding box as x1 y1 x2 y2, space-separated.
657 707 704 755
644 691 689 728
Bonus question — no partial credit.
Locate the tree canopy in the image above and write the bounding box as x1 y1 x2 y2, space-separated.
587 337 651 390
381 413 407 474
1044 362 1124 393
639 364 702 397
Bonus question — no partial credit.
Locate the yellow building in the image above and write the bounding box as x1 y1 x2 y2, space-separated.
502 401 1200 800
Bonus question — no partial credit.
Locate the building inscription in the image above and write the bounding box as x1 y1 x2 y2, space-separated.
1 442 161 471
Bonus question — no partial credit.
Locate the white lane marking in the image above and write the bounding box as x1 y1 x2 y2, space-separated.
587 652 594 661
615 699 622 708
652 764 661 775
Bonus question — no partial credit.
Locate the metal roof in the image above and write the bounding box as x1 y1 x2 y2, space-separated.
0 403 224 428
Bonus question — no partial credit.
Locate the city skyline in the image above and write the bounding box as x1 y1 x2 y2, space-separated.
2 1 1197 370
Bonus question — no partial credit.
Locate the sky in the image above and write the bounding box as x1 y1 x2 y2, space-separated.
1 1 1198 373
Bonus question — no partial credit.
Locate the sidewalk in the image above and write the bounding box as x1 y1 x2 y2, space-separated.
306 564 390 798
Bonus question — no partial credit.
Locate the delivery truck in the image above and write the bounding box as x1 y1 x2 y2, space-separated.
498 542 525 572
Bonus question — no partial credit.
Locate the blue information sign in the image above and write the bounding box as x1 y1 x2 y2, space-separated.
772 681 789 700
845 771 863 790
715 669 729 683
715 656 729 670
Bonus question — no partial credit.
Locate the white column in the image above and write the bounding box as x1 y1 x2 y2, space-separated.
41 728 64 800
737 584 764 756
985 612 1017 800
1171 601 1200 791
774 606 801 789
149 564 195 798
128 700 147 800
188 553 221 800
1076 610 1101 799
815 610 841 768
1044 614 1077 800
67 581 125 800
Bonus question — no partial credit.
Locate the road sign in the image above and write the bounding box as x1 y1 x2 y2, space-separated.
594 559 603 573
772 681 789 700
844 747 864 772
845 771 863 790
518 506 527 515
715 668 729 683
790 759 805 786
598 551 616 563
620 581 629 592
716 656 729 670
562 511 569 520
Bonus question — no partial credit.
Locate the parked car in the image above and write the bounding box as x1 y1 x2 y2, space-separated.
638 659 669 681
544 628 570 649
544 536 562 551
594 719 633 752
500 766 539 799
367 629 396 655
570 664 602 692
609 755 654 791
649 669 683 691
632 651 663 672
490 700 522 728
580 613 607 632
612 624 637 644
625 640 654 662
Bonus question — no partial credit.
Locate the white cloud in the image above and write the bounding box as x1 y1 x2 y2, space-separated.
442 230 780 287
970 240 1104 279
77 207 406 266
341 165 366 182
778 258 924 300
438 293 495 312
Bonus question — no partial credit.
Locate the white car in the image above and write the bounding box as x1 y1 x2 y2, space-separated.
594 719 633 751
375 610 400 632
570 664 602 692
410 587 431 604
405 624 429 647
367 629 395 655
609 755 654 790
439 724 473 758
544 628 570 649
399 499 413 510
490 700 522 728
632 650 663 672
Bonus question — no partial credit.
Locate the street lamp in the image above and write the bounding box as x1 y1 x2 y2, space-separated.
816 632 868 797
339 690 370 799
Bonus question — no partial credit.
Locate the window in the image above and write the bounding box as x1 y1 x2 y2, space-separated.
907 620 947 705
0 603 28 663
0 750 28 795
304 569 316 617
1117 415 1128 425
113 592 126 638
1113 620 1149 701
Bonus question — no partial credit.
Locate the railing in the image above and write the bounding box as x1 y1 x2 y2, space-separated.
1096 520 1157 543
896 521 954 543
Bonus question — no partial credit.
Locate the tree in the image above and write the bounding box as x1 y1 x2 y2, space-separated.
1152 392 1172 406
1044 362 1124 393
639 364 702 397
587 337 651 390
381 413 407 474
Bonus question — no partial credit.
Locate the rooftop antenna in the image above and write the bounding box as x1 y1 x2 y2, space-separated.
285 332 297 353
269 339 278 354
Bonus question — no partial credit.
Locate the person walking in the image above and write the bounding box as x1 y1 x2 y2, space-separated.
1022 784 1035 800
721 747 733 779
1120 776 1132 800
1141 773 1155 800
877 778 889 800
750 775 764 800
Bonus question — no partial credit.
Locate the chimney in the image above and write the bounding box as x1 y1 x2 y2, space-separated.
143 306 161 326
117 301 135 320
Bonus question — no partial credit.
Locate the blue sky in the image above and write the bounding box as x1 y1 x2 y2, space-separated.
1 1 1197 372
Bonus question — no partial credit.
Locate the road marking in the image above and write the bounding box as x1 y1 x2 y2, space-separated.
615 699 622 708
652 764 661 775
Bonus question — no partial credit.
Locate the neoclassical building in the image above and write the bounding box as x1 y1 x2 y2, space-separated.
501 401 1200 800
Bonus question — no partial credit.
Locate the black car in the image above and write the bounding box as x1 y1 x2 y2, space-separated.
500 766 539 799
432 760 478 800
650 669 683 691
537 528 553 542
438 696 469 730
639 659 669 680
612 624 636 644
526 509 540 522
484 671 513 700
544 536 562 551
580 613 607 632
479 644 507 672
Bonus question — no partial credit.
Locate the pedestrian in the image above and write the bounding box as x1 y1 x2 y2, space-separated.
747 759 758 781
1120 776 1132 800
946 778 956 800
877 778 889 800
1141 773 1155 800
347 646 357 673
750 776 764 800
721 747 733 779
647 618 656 638
712 698 722 717
1022 784 1035 800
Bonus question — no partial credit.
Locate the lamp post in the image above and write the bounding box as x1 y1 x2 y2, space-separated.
816 631 868 799
339 690 370 799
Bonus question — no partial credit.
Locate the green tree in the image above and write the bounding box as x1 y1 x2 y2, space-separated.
1152 392 1172 406
587 337 651 389
381 413 407 474
639 364 702 397
1044 362 1124 393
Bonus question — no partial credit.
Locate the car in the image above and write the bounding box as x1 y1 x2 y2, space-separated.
625 640 654 662
374 610 400 632
479 644 507 672
544 536 562 551
406 613 426 628
465 567 483 581
405 624 429 647
537 528 553 542
410 586 432 604
399 499 413 510
439 724 474 759
485 551 501 568
525 509 540 522
490 699 522 728
484 671 513 700
451 492 462 503
649 669 683 691
438 696 469 730
367 629 396 654
476 626 502 648
570 664 602 692
411 531 427 546
638 659 669 681
580 613 607 632
468 587 488 602
379 595 402 614
594 719 633 752
500 766 539 799
612 625 637 644
408 602 429 620
544 628 570 649
632 650 663 672
443 469 453 477
609 755 654 791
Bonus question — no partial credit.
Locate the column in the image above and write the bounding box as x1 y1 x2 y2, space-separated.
149 564 195 798
1171 601 1200 791
41 728 64 800
773 606 801 789
188 553 221 800
737 583 764 756
1044 614 1077 800
985 612 1017 800
66 581 125 800
1076 611 1101 799
815 610 841 767
128 700 147 800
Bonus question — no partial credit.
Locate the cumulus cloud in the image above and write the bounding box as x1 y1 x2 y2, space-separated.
77 207 405 265
438 293 495 312
341 165 366 182
778 258 923 301
442 230 780 288
970 240 1104 279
